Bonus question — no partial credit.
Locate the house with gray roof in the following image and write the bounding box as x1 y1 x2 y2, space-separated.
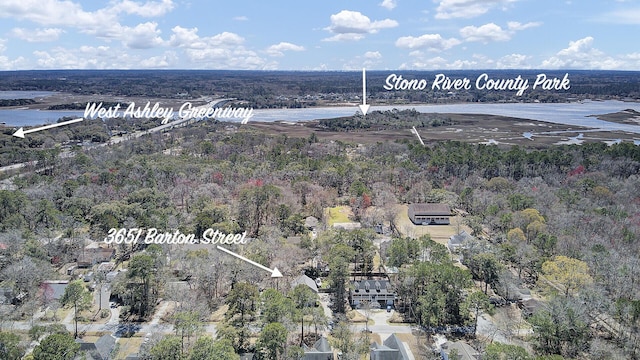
76 334 117 360
350 279 395 309
408 203 451 225
440 340 480 360
448 230 473 253
303 336 333 360
292 274 319 293
40 280 69 301
370 334 410 360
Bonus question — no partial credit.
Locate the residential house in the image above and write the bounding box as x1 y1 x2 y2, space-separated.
303 336 334 360
408 203 451 225
370 334 411 360
77 242 116 268
305 216 319 231
448 230 473 253
40 280 70 301
76 334 117 360
350 279 395 309
440 340 480 360
292 274 319 293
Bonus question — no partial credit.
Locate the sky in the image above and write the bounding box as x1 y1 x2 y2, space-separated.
0 0 639 71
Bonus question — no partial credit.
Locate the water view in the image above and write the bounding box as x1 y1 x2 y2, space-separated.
1 99 639 135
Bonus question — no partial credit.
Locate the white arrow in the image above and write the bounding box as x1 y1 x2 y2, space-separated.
13 117 84 138
216 245 282 278
358 68 370 116
412 126 425 146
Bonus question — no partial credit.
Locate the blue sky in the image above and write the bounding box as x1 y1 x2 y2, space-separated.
0 0 638 70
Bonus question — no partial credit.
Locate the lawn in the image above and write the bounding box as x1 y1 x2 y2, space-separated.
326 206 352 226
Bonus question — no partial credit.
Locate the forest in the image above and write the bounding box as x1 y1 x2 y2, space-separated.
1 69 640 107
0 113 639 359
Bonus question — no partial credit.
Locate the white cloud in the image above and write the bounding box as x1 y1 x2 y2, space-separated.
109 0 174 17
324 10 398 41
507 21 541 31
0 0 172 48
380 0 397 10
399 56 448 70
168 26 204 48
323 34 366 42
169 27 244 49
0 39 6 53
435 0 519 19
0 55 27 70
138 52 178 68
167 27 269 69
0 0 110 30
121 22 164 49
497 53 530 68
395 34 461 51
11 28 64 42
541 37 625 69
233 16 249 21
557 36 597 57
35 46 112 69
460 23 511 42
364 51 382 59
400 52 497 70
460 21 541 43
600 8 640 24
266 42 305 57
31 45 174 69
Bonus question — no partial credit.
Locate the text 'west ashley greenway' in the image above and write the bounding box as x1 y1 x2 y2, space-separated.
84 101 255 124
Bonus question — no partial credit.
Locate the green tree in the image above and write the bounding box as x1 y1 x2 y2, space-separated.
529 296 590 358
215 321 248 354
149 336 184 360
32 333 80 360
417 285 447 327
289 284 317 345
0 190 28 230
542 256 593 297
128 253 158 317
173 310 202 352
60 280 92 338
237 183 281 236
467 253 502 294
256 322 288 360
346 229 375 275
327 244 354 314
398 260 472 326
188 337 239 360
225 282 259 327
330 321 358 360
261 288 293 324
28 324 67 341
485 342 532 360
464 291 493 335
193 205 228 237
0 331 25 360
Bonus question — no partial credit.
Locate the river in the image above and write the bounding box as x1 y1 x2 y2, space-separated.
1 98 639 135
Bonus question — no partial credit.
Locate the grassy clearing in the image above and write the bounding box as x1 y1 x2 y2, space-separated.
209 304 229 322
326 206 352 225
114 337 144 360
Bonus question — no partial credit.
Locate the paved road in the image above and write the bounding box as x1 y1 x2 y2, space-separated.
354 309 413 336
0 300 218 339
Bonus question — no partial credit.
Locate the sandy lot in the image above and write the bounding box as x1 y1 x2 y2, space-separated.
393 204 471 246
